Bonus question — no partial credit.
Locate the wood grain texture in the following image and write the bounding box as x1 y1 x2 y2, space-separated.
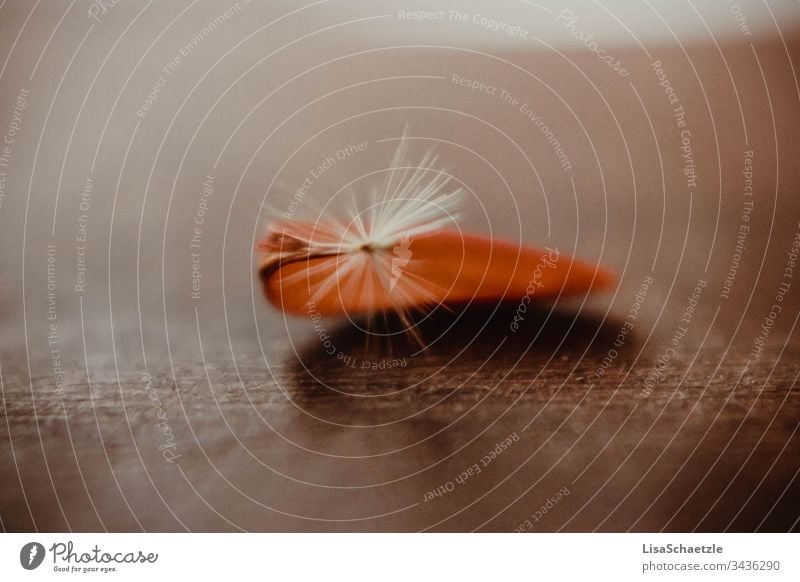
2 305 798 532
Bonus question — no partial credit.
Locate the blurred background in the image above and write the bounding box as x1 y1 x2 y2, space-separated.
1 0 799 532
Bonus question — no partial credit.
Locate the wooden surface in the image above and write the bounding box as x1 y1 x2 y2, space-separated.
2 306 799 532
